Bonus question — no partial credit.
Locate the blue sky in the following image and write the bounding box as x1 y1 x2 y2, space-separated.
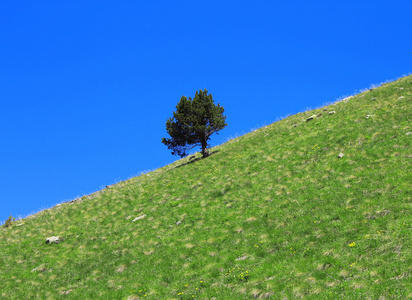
1 1 411 223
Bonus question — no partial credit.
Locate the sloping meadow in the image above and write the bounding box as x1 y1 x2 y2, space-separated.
1 76 411 299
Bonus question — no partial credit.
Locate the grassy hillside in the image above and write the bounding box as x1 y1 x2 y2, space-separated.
1 75 411 299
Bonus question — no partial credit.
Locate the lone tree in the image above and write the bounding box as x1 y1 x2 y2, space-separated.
162 89 227 158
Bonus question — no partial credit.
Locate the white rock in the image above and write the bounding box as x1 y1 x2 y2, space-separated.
328 111 336 115
236 255 249 261
31 265 47 272
406 132 412 135
306 115 317 121
46 236 60 244
132 214 147 222
60 290 73 295
398 96 405 100
338 153 344 158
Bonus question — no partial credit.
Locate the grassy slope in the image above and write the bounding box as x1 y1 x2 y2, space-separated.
1 76 411 299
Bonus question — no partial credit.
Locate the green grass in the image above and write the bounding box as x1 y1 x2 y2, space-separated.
1 75 411 299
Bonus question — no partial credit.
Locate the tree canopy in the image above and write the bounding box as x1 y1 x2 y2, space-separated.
162 89 227 158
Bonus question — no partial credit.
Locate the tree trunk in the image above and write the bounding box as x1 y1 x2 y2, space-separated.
201 139 209 158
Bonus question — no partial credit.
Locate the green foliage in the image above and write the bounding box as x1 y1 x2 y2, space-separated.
3 215 15 228
162 89 227 158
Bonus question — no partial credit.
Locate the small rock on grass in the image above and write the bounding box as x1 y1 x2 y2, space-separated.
328 111 336 115
236 255 249 261
306 115 317 121
132 214 146 222
59 290 73 295
46 236 60 244
406 132 412 135
31 265 47 272
338 153 344 158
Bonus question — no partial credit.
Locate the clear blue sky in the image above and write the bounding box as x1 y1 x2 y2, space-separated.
1 1 411 223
